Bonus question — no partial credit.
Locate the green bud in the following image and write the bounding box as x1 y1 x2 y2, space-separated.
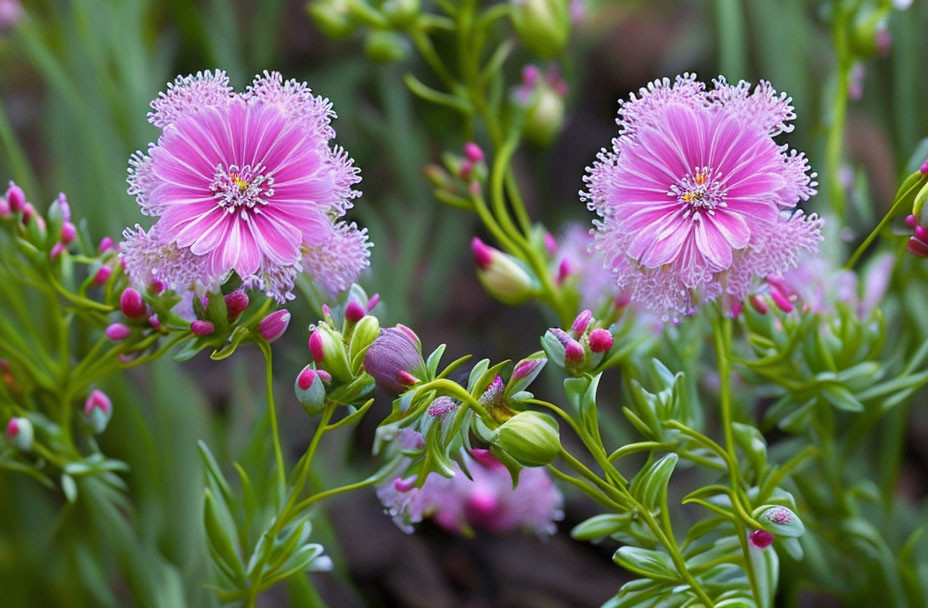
523 85 565 145
754 505 805 538
295 366 327 416
348 314 380 373
511 0 570 58
364 30 409 64
308 0 357 39
309 325 353 382
471 237 539 305
491 410 560 467
382 0 420 26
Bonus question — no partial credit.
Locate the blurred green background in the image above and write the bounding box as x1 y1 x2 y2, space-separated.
1 0 927 606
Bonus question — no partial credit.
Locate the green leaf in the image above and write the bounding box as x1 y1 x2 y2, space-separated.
61 473 78 503
211 326 250 360
821 384 864 412
612 546 679 581
630 453 678 512
571 513 634 541
425 343 446 376
203 489 244 582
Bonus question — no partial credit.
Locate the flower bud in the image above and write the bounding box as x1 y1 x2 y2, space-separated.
564 339 585 362
191 320 215 336
307 0 356 39
258 310 291 342
83 389 113 434
523 83 565 145
344 300 366 323
510 0 570 58
348 314 381 371
755 505 804 538
60 221 77 245
309 325 353 382
464 142 485 163
93 265 112 286
507 357 546 394
49 242 66 260
471 237 539 305
363 324 428 395
492 411 560 467
364 30 409 64
5 417 33 451
120 288 146 319
148 314 162 330
749 529 775 549
588 328 613 353
570 309 592 335
224 290 249 322
749 294 769 314
5 181 24 213
383 0 420 26
295 365 327 415
106 323 131 341
98 236 115 253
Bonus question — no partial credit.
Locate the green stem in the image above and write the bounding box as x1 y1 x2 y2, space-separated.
826 5 852 220
259 341 287 498
845 174 926 269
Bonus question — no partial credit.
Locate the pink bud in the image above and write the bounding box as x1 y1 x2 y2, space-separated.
749 295 769 314
6 418 20 437
93 265 112 286
544 232 557 255
459 159 474 179
512 358 543 379
316 369 332 383
571 309 592 335
120 288 146 319
148 314 162 330
149 279 165 295
60 221 77 245
397 370 421 386
393 477 416 493
589 328 614 353
49 242 65 260
309 330 325 363
905 214 919 228
297 367 317 390
769 287 794 313
5 182 25 212
344 300 365 323
105 323 131 341
258 310 291 342
915 225 928 242
556 258 572 285
564 339 585 362
191 320 215 336
366 293 380 312
920 157 928 175
471 237 494 270
749 529 775 549
470 448 502 469
907 236 928 257
522 65 540 87
0 197 9 218
98 236 115 253
21 202 35 224
224 290 250 322
465 492 499 519
464 142 484 163
84 389 112 416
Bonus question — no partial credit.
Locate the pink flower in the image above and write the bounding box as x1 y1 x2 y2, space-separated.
124 70 368 301
377 450 563 536
583 74 822 320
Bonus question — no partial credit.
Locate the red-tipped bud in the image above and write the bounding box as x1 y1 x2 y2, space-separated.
920 157 928 175
49 242 66 260
544 232 557 255
363 325 429 395
915 225 928 242
564 339 585 362
191 320 215 336
571 309 592 335
148 315 162 330
223 290 250 322
589 329 614 353
905 214 920 228
5 182 25 213
93 265 112 286
120 288 146 319
397 370 421 386
105 323 130 341
98 236 115 253
556 258 572 285
471 237 494 270
298 367 317 390
149 279 165 295
464 142 485 163
309 330 325 363
367 293 380 312
295 365 327 415
393 477 416 493
344 300 366 323
60 221 77 245
907 236 928 257
749 295 769 314
83 389 113 434
6 417 33 451
258 310 291 342
21 203 36 224
749 529 775 549
316 369 332 383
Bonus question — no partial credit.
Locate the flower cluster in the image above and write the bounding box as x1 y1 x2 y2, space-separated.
583 74 822 320
123 70 369 301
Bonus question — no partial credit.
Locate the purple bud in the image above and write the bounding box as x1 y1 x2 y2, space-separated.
749 529 775 549
363 325 428 396
120 288 146 319
191 320 215 336
105 323 131 341
316 369 332 383
513 358 544 380
564 339 584 362
98 236 115 253
366 293 380 312
223 290 250 322
571 309 593 335
258 310 291 342
556 258 572 285
427 396 458 417
5 181 24 213
49 242 65 260
471 237 494 270
93 265 112 286
588 329 614 353
464 142 484 163
60 221 77 245
905 214 919 228
344 300 366 323
915 225 928 242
